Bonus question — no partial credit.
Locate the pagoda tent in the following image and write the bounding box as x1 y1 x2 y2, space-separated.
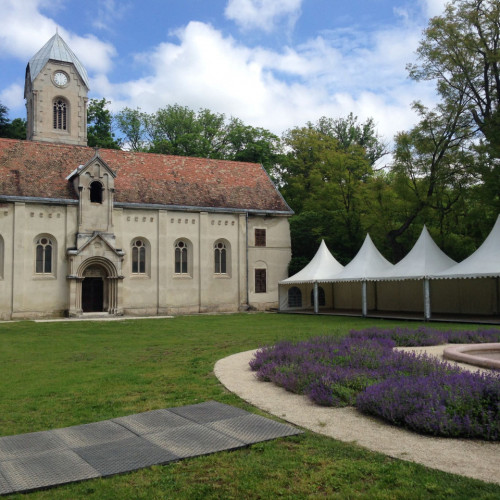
430 215 500 318
328 234 394 316
279 240 344 312
372 226 457 320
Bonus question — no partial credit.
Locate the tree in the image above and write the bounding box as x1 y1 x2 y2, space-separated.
87 98 120 149
6 118 27 139
146 104 212 156
0 102 26 139
404 0 500 252
315 113 389 167
408 0 500 148
0 102 9 135
115 107 148 151
280 123 374 263
387 99 476 260
225 118 282 177
116 104 282 175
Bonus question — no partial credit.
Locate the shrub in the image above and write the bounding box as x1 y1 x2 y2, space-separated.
357 371 500 440
349 326 500 346
249 327 500 440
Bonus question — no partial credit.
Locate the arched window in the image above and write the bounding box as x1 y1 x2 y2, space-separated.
35 236 54 274
310 286 326 307
175 240 188 274
90 181 103 203
288 287 302 307
132 239 147 274
53 99 67 130
214 241 227 274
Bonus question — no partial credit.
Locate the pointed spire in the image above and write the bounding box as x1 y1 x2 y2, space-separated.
27 33 90 88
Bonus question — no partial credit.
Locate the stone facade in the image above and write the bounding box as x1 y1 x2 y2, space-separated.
0 35 292 320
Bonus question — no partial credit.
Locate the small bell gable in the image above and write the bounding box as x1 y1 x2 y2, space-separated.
68 151 116 236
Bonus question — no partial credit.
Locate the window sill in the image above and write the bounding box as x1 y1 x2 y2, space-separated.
173 274 192 279
33 274 57 280
214 274 231 279
130 274 151 280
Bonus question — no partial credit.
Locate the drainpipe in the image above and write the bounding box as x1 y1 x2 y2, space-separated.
246 213 249 308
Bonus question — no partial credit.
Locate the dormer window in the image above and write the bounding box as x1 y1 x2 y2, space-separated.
90 181 103 203
53 98 67 130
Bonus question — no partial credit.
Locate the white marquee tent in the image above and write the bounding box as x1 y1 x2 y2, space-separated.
370 226 457 319
429 215 500 318
279 240 343 312
328 234 394 316
279 217 500 322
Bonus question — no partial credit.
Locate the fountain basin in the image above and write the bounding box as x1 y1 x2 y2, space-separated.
443 343 500 370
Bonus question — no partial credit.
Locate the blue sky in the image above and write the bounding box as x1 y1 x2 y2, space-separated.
0 0 447 153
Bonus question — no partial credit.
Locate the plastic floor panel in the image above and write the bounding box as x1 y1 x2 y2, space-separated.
0 401 301 495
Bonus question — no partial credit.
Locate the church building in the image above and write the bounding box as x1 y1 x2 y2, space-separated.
0 34 293 319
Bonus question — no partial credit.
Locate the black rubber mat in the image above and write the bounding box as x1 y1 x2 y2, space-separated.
0 401 301 495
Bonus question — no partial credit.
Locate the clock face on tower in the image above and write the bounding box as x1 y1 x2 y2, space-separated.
53 71 68 87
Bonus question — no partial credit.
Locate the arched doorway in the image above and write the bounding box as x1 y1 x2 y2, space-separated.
82 264 107 312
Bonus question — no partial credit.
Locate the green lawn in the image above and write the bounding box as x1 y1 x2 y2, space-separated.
0 313 499 499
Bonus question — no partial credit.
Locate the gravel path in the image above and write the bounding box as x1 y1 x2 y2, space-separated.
214 346 500 486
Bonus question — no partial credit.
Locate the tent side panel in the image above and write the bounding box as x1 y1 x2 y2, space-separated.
333 282 361 310
376 281 423 313
431 278 498 315
376 282 401 311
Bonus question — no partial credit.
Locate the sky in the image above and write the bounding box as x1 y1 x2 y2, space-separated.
0 0 448 154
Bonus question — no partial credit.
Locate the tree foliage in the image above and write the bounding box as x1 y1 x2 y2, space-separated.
115 104 282 176
280 119 384 265
0 102 26 139
408 0 500 144
87 98 120 149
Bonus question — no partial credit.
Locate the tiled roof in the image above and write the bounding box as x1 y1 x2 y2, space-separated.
0 139 292 214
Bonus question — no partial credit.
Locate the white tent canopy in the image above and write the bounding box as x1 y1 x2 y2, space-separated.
279 240 343 284
373 225 456 280
331 234 393 282
432 215 500 279
325 233 394 317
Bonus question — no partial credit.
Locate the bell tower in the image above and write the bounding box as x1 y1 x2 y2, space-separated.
24 33 89 146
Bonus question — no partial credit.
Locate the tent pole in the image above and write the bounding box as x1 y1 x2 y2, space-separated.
314 281 319 314
496 277 500 315
424 278 431 321
362 281 367 317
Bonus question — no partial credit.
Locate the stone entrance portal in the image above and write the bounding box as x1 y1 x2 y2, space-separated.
67 253 124 317
82 265 106 312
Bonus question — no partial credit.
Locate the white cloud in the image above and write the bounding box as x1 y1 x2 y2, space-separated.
92 0 132 32
0 0 116 74
224 0 302 32
95 19 436 144
420 0 448 17
0 83 24 110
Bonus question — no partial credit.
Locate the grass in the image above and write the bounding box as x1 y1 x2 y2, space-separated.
0 313 499 499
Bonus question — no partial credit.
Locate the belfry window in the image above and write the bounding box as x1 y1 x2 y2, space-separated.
53 99 67 130
90 181 103 203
